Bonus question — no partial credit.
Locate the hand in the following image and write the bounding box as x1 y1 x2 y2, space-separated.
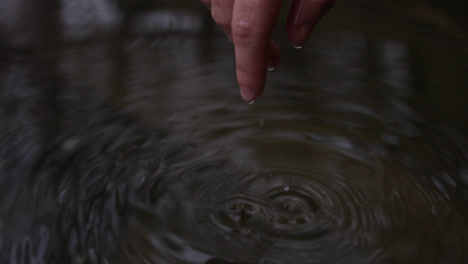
200 0 336 102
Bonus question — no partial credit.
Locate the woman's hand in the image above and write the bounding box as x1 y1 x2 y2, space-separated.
200 0 336 102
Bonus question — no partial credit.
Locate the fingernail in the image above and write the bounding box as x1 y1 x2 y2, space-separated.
240 86 258 103
267 59 280 71
267 63 278 71
292 24 312 48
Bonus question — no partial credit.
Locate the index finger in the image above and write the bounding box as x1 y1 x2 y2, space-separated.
232 0 283 102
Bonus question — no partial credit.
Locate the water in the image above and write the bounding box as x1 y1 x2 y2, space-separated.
1 1 467 263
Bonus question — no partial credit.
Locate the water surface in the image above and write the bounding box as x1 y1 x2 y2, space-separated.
0 1 467 263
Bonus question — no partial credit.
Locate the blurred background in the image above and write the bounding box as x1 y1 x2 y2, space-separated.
0 1 467 263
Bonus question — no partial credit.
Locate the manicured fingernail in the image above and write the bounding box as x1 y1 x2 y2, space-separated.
240 86 257 103
292 24 312 48
267 63 279 71
267 59 280 71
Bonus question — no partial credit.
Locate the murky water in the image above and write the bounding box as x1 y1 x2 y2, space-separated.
1 1 467 263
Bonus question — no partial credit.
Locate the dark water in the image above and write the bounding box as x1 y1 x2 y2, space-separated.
1 1 468 263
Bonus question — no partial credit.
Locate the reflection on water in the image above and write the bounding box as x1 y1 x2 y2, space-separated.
1 1 468 263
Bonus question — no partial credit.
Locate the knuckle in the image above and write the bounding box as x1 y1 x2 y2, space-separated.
232 19 260 45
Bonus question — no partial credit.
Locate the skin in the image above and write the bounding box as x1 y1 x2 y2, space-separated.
200 0 336 103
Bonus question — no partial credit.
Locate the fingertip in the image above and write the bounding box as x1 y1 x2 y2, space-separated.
286 0 336 48
268 40 281 71
291 24 314 48
240 85 261 103
231 0 283 104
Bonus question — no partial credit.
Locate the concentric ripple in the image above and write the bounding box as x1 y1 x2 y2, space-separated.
210 194 278 235
200 126 468 263
198 138 386 262
3 5 468 262
269 186 320 228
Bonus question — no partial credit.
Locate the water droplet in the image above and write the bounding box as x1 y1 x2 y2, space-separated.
283 185 290 192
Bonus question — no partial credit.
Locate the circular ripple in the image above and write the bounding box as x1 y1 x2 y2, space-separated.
206 147 389 254
210 194 277 236
155 123 467 263
266 187 324 236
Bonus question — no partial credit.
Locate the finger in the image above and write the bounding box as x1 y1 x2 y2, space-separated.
268 40 281 71
211 0 235 39
212 0 281 65
232 0 283 102
211 1 280 79
287 0 336 48
211 0 280 69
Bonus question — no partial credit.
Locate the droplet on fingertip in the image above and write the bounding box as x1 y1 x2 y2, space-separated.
293 45 303 49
